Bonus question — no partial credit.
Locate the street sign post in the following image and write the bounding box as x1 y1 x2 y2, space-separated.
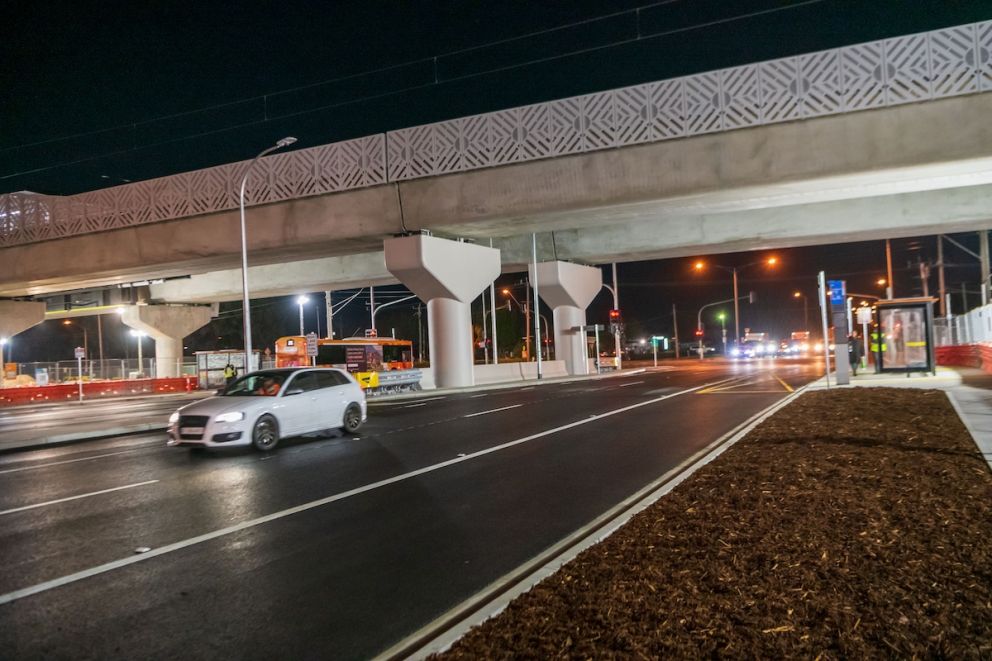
74 346 85 401
857 306 872 369
305 332 318 366
827 279 851 385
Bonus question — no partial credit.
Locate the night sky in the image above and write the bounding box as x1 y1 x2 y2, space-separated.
3 1 990 362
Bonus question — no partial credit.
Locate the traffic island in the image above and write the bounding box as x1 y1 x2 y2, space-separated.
437 388 992 658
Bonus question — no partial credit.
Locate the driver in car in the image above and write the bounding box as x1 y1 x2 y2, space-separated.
256 376 280 396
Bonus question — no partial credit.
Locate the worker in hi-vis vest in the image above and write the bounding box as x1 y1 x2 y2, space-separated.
869 330 887 369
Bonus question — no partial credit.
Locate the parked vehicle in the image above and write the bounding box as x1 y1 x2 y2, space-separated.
167 368 366 451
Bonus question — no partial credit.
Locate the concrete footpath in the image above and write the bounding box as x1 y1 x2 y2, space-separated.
809 366 992 470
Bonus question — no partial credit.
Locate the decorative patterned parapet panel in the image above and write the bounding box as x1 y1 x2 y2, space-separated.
1 21 989 249
387 20 992 180
0 134 386 248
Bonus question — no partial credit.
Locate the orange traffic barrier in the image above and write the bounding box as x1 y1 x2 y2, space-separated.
0 376 197 407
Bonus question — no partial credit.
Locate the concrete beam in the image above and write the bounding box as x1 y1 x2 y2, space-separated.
2 94 992 298
134 183 992 302
149 252 396 303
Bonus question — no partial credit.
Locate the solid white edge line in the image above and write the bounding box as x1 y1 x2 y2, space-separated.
385 383 810 660
401 403 429 408
0 480 160 516
615 381 644 387
0 375 739 608
463 404 523 418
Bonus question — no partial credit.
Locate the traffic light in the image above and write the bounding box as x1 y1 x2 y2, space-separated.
609 309 621 322
695 328 704 337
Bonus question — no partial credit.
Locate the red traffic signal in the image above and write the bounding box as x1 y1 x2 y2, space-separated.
694 328 704 337
608 309 621 321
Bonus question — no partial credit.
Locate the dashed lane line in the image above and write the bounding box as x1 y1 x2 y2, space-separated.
0 480 159 516
463 404 523 418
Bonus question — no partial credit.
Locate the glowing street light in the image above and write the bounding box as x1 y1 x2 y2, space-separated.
296 295 309 336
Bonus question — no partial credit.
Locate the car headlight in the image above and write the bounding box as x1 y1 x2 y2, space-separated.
169 411 179 424
215 411 245 423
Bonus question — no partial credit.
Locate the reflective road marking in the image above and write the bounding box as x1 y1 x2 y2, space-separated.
0 480 159 517
463 404 523 418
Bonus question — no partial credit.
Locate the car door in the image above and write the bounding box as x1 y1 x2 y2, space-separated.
275 371 320 435
314 370 350 430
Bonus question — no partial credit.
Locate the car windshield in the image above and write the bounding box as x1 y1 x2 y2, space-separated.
222 372 287 397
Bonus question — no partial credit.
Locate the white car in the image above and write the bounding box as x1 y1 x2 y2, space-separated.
167 368 366 451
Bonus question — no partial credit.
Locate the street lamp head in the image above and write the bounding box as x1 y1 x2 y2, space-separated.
276 137 298 148
767 256 778 266
0 337 7 345
129 330 145 338
693 260 704 271
501 288 510 295
63 319 72 325
793 291 802 298
296 295 309 305
876 278 887 286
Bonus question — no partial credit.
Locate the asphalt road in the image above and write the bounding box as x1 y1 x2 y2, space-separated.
0 359 822 659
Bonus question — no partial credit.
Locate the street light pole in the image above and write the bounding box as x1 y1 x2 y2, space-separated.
296 295 309 336
238 136 297 373
612 263 621 370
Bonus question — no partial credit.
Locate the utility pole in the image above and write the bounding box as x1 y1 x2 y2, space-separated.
480 294 489 364
672 303 680 359
885 239 894 299
980 230 990 305
325 290 334 338
524 279 532 360
612 263 622 370
416 304 424 362
918 259 930 298
937 236 946 316
369 285 376 332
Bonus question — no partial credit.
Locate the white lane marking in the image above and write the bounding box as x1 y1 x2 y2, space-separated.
463 404 523 418
401 403 429 409
519 387 534 391
616 381 644 388
469 394 488 399
0 480 159 516
372 396 447 407
0 377 737 606
0 450 139 475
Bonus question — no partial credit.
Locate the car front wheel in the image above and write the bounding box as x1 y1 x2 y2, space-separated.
252 415 280 451
341 404 363 434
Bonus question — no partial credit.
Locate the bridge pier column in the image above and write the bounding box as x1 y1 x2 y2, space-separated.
120 305 215 378
528 261 602 376
385 235 500 389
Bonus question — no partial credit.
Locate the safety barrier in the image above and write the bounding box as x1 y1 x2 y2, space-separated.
935 344 992 372
0 376 196 407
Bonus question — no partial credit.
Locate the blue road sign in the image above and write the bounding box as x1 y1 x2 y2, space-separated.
827 280 846 306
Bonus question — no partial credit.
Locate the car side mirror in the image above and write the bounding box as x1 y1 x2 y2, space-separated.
284 387 304 396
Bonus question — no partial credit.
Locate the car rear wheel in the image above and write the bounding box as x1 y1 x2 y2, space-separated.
341 404 363 434
252 415 280 451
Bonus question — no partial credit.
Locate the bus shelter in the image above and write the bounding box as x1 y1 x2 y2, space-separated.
873 297 936 375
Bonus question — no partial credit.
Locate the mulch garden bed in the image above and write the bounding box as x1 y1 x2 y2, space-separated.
439 388 992 659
